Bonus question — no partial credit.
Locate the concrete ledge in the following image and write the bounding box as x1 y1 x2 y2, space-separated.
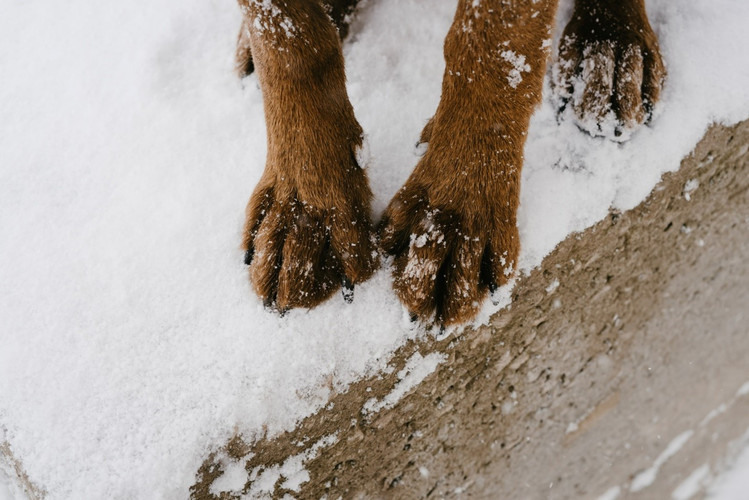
192 119 749 500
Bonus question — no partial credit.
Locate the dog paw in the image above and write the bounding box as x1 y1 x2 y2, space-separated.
554 3 665 140
380 181 518 327
243 157 377 311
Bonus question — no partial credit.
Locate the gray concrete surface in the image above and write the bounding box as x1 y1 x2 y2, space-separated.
192 120 749 500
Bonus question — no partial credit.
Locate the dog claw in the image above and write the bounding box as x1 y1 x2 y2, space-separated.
263 295 275 310
342 277 354 303
488 281 503 305
244 248 254 266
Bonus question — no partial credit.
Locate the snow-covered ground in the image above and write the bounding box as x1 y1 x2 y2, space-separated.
0 479 14 500
707 431 749 500
1 0 749 498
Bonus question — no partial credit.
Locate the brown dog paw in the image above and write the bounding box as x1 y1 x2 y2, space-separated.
240 0 378 312
554 1 665 139
243 143 377 311
379 153 519 326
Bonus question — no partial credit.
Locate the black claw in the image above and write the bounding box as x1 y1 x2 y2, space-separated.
643 100 654 125
244 248 254 266
263 295 274 309
342 276 354 303
488 281 503 305
555 97 570 123
409 313 418 323
279 307 289 318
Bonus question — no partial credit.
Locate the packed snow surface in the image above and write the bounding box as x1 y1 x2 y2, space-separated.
707 429 749 500
1 0 749 497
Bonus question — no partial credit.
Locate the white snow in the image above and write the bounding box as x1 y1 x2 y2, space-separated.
684 178 700 201
362 352 446 415
248 433 337 496
248 0 296 39
737 381 749 397
700 404 729 427
209 457 253 496
500 49 531 88
0 469 15 500
707 429 749 500
596 485 621 500
1 0 749 498
672 464 711 500
0 480 14 500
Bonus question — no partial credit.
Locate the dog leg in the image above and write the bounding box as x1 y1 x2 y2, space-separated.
241 0 377 311
380 0 558 326
554 0 666 139
236 0 362 78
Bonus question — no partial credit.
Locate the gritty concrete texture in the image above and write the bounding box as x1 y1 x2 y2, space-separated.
192 119 749 500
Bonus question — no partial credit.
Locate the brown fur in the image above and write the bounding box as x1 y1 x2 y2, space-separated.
380 0 558 325
239 0 377 310
235 0 360 77
237 0 665 324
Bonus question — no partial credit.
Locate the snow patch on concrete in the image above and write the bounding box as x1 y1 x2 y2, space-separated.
672 464 711 500
701 404 729 427
631 430 694 492
683 178 700 201
700 378 749 427
242 433 337 497
363 352 446 415
210 456 254 496
736 380 749 397
596 485 621 500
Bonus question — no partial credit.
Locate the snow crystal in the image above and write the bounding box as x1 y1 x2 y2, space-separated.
500 49 531 88
251 0 296 39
